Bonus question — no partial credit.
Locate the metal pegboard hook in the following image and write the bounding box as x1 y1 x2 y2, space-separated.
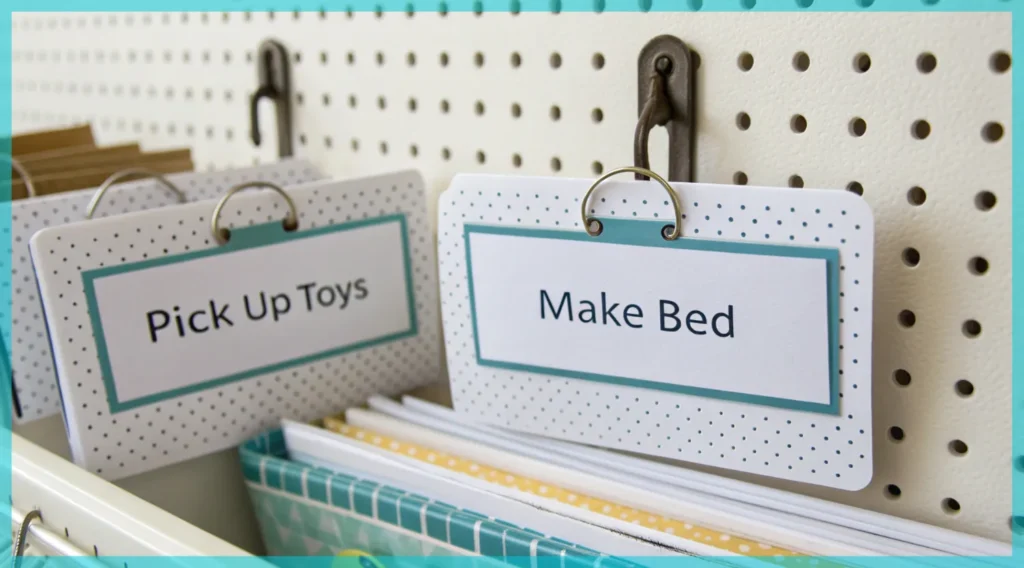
249 39 293 158
13 509 42 563
636 35 697 182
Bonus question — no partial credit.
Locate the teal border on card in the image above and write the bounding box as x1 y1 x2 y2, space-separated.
80 214 419 414
463 218 841 415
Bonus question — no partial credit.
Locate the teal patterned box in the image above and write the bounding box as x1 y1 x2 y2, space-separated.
240 429 640 568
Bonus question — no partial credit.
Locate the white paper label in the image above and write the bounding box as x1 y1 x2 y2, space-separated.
465 220 839 413
84 215 415 412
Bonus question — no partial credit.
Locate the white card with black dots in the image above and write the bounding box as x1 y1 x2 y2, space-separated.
2 160 326 425
438 173 875 490
29 171 440 479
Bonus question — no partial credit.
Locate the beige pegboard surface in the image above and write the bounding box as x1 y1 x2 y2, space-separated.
9 10 1013 543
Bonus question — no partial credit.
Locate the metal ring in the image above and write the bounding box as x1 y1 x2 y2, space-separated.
2 155 36 199
86 168 186 219
211 181 298 245
13 509 42 560
581 166 683 240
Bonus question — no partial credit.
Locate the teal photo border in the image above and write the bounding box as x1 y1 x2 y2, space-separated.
80 214 419 413
0 0 1021 564
463 218 841 415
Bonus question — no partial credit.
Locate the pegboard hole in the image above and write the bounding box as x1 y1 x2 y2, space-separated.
512 153 523 168
792 51 810 72
551 157 562 172
474 52 485 67
849 118 867 137
379 141 388 155
788 175 804 188
912 120 931 140
476 150 486 164
902 247 920 267
907 186 927 206
408 98 418 112
846 182 864 196
982 122 1004 143
512 103 523 118
917 53 937 73
790 115 807 133
942 498 961 514
440 99 450 113
378 96 387 110
738 52 754 71
375 51 385 66
736 112 751 131
969 257 989 276
592 161 603 175
441 147 451 161
990 51 1012 73
898 310 916 328
854 53 871 72
550 52 562 69
592 53 605 70
592 108 604 123
885 484 902 499
975 190 997 211
511 52 522 68
350 138 359 151
962 320 982 338
347 52 355 65
733 172 748 185
888 426 905 442
439 52 449 67
475 101 486 116
406 52 416 67
955 379 975 398
550 106 561 121
893 369 911 387
948 440 968 456
409 144 418 157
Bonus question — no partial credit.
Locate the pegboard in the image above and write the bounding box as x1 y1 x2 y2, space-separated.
8 9 1013 544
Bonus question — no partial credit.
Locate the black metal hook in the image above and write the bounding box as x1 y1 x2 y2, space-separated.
636 36 697 182
249 39 293 158
249 85 277 147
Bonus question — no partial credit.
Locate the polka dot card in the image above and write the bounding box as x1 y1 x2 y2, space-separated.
3 160 327 425
29 171 440 480
438 173 874 490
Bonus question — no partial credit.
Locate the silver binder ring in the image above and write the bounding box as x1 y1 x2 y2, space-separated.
13 509 42 561
581 166 683 240
211 181 299 245
2 155 36 199
86 168 186 219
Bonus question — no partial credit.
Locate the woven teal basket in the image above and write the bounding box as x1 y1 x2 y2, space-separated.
240 429 639 568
